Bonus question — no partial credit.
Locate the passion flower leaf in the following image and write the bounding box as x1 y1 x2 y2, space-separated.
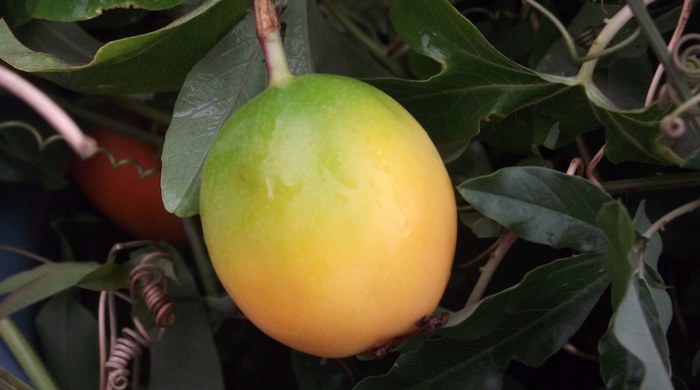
26 0 182 22
374 0 564 155
595 106 683 166
355 253 609 389
0 0 246 93
632 201 672 334
0 262 102 319
457 166 611 252
373 0 681 165
479 86 598 154
35 290 99 390
597 201 673 390
161 10 267 217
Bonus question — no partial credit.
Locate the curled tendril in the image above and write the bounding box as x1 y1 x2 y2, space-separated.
659 34 700 113
673 33 700 89
574 25 600 49
1 119 159 178
128 251 176 328
0 121 65 151
93 147 159 179
105 321 152 390
523 0 641 63
102 247 176 390
657 34 700 139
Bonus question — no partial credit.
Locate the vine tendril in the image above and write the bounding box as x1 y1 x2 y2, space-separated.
93 147 159 179
0 121 65 151
0 120 158 178
523 0 641 64
99 246 176 390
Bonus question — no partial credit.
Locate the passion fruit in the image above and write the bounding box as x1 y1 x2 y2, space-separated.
200 73 457 357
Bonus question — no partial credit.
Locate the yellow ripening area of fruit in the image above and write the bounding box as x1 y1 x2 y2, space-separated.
200 74 457 357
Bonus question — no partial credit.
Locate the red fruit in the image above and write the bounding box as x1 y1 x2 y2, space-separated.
73 126 186 243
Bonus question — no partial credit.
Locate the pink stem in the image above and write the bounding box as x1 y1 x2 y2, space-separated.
0 65 97 158
644 0 693 106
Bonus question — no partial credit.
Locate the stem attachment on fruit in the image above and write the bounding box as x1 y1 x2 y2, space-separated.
255 0 293 87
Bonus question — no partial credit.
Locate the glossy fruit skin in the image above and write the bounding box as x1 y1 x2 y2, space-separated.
200 74 457 358
73 127 186 243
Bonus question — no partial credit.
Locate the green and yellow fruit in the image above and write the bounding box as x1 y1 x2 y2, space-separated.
200 74 456 358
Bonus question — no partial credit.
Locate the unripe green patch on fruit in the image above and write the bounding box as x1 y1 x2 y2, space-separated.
200 74 457 357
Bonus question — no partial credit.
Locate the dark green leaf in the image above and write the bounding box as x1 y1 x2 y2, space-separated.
373 0 565 154
148 245 224 390
355 253 609 389
370 0 681 166
598 201 637 306
0 262 102 319
292 352 353 390
458 210 502 239
597 201 673 390
632 201 671 333
595 106 682 166
599 328 644 389
27 0 182 22
161 10 266 216
0 0 246 93
599 278 673 390
480 86 598 153
457 166 611 252
632 201 663 270
306 1 389 78
35 290 99 390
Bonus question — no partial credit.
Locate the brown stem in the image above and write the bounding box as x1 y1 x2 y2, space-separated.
466 232 518 306
254 0 292 86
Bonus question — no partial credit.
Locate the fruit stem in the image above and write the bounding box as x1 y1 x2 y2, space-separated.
255 0 293 87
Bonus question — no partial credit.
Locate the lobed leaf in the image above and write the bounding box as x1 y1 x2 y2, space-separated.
458 166 611 252
355 253 609 389
596 106 682 166
372 0 681 165
373 0 565 157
